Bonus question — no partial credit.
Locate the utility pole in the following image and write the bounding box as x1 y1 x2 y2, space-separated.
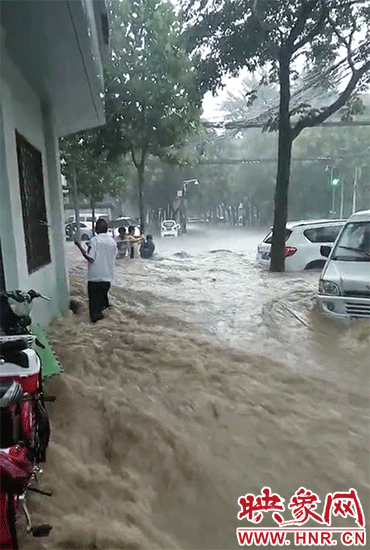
352 167 360 214
178 189 186 234
331 168 335 216
71 166 81 240
180 179 199 234
326 165 340 218
340 177 344 218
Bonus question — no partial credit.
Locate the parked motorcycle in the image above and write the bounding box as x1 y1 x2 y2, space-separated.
0 290 54 549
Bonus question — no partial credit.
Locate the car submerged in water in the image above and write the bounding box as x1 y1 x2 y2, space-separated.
65 221 93 241
256 219 346 271
161 220 180 237
316 210 370 320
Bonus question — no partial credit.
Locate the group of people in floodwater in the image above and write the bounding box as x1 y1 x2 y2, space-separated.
74 218 155 323
115 225 155 260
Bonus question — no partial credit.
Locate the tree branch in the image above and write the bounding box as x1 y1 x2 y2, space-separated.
251 0 281 57
286 0 317 53
327 12 357 72
291 0 329 53
252 0 275 34
292 59 370 139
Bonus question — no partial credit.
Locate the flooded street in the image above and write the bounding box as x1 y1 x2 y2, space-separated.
113 227 368 395
27 226 369 550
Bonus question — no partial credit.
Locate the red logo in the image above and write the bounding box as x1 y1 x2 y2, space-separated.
237 487 366 547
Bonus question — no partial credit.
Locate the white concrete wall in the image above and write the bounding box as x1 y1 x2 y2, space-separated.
0 36 69 326
1 1 106 137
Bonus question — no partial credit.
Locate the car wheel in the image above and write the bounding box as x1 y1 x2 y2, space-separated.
81 233 90 241
304 259 326 270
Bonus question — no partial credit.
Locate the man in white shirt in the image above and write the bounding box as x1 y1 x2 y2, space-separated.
75 218 117 323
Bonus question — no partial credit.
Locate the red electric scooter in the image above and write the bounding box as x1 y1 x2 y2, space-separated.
0 290 54 549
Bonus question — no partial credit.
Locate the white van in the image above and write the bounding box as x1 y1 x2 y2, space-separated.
316 210 370 319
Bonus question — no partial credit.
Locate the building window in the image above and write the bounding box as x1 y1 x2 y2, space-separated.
16 132 51 274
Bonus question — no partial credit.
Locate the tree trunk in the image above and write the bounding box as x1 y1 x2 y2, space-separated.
72 167 81 240
270 50 293 273
137 163 145 233
91 200 96 235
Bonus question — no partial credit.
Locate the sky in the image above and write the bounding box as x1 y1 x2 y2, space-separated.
201 69 251 121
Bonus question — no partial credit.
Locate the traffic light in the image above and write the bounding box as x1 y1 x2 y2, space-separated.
329 168 340 187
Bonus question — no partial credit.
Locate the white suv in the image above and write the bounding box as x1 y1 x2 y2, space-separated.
161 220 180 237
256 219 346 271
65 221 93 241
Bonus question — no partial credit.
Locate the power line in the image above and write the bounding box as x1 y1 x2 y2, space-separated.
197 158 312 165
197 150 370 165
202 120 370 130
331 0 370 7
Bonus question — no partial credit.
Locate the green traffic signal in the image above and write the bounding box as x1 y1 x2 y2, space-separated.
331 177 340 187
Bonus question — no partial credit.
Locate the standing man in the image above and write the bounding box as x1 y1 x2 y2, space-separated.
74 218 117 323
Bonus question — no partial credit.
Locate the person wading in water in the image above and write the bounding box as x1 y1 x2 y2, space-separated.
75 218 117 322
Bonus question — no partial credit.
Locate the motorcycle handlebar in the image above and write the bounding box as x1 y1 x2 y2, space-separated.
21 394 56 403
28 290 51 301
1 290 51 302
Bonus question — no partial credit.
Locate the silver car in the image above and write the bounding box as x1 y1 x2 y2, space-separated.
316 210 370 319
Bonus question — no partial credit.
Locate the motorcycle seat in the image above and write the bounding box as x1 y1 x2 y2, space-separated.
1 348 40 375
0 338 28 352
1 350 30 368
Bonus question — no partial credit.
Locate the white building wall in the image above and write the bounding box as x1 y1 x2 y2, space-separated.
0 39 69 326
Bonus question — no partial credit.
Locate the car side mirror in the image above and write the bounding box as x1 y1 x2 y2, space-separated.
320 245 332 258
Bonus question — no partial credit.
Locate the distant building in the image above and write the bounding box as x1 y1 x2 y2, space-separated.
0 0 109 325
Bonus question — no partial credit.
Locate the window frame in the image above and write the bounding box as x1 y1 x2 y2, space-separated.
16 131 51 274
303 224 343 243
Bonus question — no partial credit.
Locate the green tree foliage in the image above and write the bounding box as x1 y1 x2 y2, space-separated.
143 91 368 228
188 129 277 224
60 132 126 230
98 0 203 231
182 0 370 270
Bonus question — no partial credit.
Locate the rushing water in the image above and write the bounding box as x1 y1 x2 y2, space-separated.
23 226 369 550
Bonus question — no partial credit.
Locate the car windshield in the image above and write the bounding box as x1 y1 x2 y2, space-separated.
331 221 370 261
163 221 176 228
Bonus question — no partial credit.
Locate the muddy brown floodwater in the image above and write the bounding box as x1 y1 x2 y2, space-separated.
23 227 369 550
